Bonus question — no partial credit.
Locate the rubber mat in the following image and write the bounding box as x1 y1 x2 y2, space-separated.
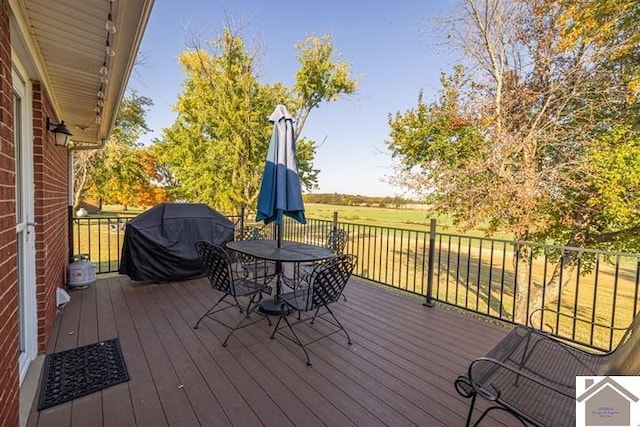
38 338 129 410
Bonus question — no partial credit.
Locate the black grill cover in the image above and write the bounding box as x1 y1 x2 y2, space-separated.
119 203 235 281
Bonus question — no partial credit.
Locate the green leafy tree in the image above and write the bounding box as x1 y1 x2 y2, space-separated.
387 0 640 320
157 29 357 214
292 35 359 137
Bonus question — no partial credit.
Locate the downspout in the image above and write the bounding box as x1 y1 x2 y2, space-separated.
67 138 108 261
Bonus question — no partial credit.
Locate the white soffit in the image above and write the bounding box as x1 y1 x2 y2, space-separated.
12 0 154 144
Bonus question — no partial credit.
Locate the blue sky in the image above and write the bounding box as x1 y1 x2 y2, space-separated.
128 0 458 197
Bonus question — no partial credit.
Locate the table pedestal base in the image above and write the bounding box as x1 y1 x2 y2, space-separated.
260 298 284 316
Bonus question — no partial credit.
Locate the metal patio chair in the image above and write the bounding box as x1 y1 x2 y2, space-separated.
271 254 356 365
295 228 348 288
233 226 276 283
193 240 271 347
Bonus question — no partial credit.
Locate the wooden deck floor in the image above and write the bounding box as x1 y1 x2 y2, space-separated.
26 274 517 427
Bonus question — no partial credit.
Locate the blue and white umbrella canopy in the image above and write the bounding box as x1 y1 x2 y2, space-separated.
256 104 307 226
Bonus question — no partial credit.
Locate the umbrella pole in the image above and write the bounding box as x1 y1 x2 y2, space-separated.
277 223 282 248
276 223 282 296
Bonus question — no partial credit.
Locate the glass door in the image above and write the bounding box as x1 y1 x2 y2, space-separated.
13 66 36 385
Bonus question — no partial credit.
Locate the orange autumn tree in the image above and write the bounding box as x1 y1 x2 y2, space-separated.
77 92 160 210
134 148 170 207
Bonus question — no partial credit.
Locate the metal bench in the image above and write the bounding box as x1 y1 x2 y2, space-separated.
454 309 640 426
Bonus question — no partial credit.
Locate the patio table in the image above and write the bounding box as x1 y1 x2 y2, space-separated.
226 240 335 314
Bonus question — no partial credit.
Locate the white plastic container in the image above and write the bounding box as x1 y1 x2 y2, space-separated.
68 254 96 288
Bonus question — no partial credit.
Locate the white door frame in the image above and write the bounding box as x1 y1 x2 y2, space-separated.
12 62 37 385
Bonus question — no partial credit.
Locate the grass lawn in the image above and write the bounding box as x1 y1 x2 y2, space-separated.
303 203 513 238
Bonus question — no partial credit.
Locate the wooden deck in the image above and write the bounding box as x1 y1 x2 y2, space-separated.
26 274 517 427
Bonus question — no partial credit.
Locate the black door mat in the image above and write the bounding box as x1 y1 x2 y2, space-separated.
38 338 129 410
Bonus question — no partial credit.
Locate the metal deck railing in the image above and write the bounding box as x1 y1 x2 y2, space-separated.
72 211 640 351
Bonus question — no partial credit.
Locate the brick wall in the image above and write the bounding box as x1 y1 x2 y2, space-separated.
32 83 69 353
0 2 71 422
0 1 19 426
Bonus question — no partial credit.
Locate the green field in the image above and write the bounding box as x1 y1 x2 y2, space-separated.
304 203 514 239
98 202 496 235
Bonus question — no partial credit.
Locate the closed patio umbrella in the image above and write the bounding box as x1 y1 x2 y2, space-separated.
256 104 306 246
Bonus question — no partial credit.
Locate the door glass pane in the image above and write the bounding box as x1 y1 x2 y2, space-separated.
13 91 25 352
17 238 25 351
14 94 23 223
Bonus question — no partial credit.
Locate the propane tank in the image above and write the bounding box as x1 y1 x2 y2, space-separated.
68 254 96 288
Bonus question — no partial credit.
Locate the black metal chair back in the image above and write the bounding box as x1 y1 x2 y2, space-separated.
294 229 349 289
309 253 356 308
193 240 270 346
195 240 233 295
237 226 267 241
271 254 357 365
233 226 274 282
326 229 348 254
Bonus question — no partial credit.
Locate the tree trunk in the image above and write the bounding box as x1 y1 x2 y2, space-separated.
513 244 532 324
514 248 578 327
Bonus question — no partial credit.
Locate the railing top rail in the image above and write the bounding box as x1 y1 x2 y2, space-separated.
73 214 138 219
436 231 640 258
300 217 433 233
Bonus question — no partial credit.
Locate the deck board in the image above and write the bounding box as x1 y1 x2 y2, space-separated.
27 274 519 426
109 277 169 427
71 285 102 427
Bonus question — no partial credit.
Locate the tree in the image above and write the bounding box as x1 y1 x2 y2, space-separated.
559 0 640 115
72 149 99 210
156 28 357 214
292 35 358 139
387 0 640 320
133 147 170 206
76 92 155 210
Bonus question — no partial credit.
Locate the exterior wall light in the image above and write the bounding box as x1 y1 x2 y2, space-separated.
47 117 73 147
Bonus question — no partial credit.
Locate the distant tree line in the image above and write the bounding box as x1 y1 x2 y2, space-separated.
303 193 416 208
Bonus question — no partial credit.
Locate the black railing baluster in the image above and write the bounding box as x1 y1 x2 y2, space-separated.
455 236 461 306
465 237 472 309
475 239 483 312
417 229 424 294
526 245 534 323
445 235 451 302
555 251 565 335
404 230 410 291
488 240 494 315
499 242 506 320
540 250 550 327
512 243 521 322
633 258 640 318
572 254 582 341
424 218 435 307
590 255 601 347
437 233 444 301
610 256 622 350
